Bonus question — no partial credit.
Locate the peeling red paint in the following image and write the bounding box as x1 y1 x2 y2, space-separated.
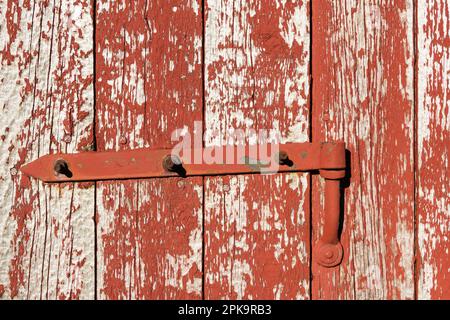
96 0 203 151
98 179 203 299
205 174 310 299
204 0 309 137
417 0 450 300
0 0 94 299
96 0 203 299
203 0 311 299
311 1 415 299
1 0 448 301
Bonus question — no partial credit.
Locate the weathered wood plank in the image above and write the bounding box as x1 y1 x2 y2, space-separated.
204 0 311 299
204 174 310 299
95 0 203 299
311 0 415 299
0 0 95 299
97 178 203 299
417 0 450 300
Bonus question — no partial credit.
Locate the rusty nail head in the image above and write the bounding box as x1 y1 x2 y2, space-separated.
278 151 288 162
277 150 292 166
54 159 71 177
119 136 128 145
10 167 18 176
162 155 182 172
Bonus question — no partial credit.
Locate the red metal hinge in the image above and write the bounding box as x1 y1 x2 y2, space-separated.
21 141 347 267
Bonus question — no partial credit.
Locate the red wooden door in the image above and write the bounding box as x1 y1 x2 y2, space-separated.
0 0 449 300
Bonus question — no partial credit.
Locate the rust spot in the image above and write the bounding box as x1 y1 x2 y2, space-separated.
119 136 128 145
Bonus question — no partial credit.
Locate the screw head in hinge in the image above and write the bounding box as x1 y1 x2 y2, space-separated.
54 159 73 178
162 155 183 172
162 154 186 177
276 150 293 166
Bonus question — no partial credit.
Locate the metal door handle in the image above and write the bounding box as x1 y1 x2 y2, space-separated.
20 141 346 267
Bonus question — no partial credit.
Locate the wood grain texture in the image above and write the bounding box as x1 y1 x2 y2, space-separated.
311 0 415 299
417 0 450 300
204 174 310 299
203 0 311 299
97 178 203 299
1 0 446 301
95 0 203 299
0 0 95 299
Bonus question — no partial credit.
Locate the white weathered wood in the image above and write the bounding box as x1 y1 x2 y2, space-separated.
0 0 94 299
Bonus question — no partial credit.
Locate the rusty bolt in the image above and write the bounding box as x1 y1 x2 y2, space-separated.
54 159 71 177
277 151 289 165
276 150 293 167
162 155 182 172
277 151 289 162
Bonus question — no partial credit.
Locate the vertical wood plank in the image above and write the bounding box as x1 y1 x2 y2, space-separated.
311 0 415 299
97 178 203 299
96 0 203 299
204 174 310 299
204 0 311 299
417 0 450 300
0 0 95 299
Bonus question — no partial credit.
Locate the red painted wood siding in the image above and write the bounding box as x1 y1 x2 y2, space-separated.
417 0 450 300
95 0 203 299
203 0 311 299
0 0 448 300
311 0 415 299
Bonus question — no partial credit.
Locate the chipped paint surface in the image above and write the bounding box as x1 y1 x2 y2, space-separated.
97 179 203 299
417 0 450 300
204 0 310 145
96 0 203 151
204 0 311 299
1 0 449 301
311 1 415 299
204 174 310 299
96 0 203 299
0 0 94 299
